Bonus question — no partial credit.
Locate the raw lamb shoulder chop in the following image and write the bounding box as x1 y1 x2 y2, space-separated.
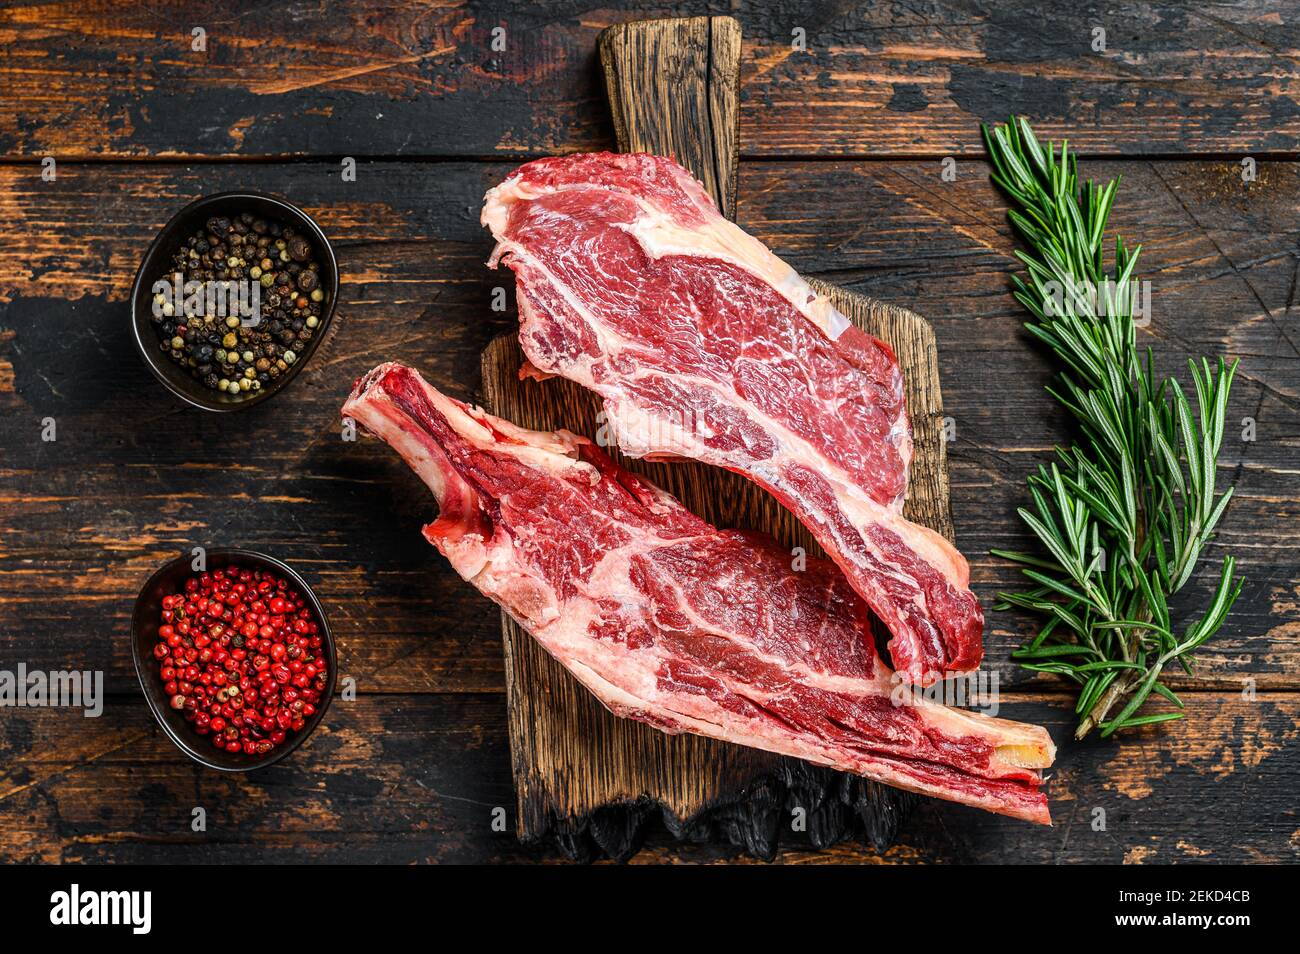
343 362 1053 823
482 152 983 685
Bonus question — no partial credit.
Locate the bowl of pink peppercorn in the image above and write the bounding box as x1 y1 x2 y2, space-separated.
131 549 336 771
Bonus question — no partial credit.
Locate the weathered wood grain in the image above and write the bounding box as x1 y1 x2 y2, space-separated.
4 2 1300 160
1 159 1293 699
600 16 741 219
1 692 1294 863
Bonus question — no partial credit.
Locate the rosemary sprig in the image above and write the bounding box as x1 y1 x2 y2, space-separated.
981 117 1243 739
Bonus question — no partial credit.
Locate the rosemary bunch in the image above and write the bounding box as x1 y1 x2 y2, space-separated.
982 117 1242 739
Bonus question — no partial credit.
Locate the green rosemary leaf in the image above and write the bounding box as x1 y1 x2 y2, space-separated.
1073 660 1147 673
1151 681 1184 709
1108 711 1186 730
1013 643 1102 660
1019 569 1091 605
1093 619 1174 638
988 548 1064 571
1018 616 1062 653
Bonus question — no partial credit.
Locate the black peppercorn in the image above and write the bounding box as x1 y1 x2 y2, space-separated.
286 235 312 262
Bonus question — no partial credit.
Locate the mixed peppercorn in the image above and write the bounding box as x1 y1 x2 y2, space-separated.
152 565 328 756
151 211 328 396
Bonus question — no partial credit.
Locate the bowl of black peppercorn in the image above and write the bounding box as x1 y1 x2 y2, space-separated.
130 192 339 412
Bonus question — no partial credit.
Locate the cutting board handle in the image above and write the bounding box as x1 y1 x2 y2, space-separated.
598 16 741 220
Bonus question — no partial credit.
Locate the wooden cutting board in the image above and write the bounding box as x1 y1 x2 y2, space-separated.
480 15 955 861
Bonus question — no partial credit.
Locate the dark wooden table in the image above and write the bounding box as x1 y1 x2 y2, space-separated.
1 1 1296 864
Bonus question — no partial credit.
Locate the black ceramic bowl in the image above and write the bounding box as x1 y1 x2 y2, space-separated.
130 191 339 412
131 549 336 771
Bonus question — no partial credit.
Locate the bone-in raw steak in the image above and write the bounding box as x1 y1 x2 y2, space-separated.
343 362 1053 823
482 153 983 685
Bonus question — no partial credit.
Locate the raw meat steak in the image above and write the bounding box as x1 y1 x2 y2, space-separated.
343 362 1053 823
482 152 983 685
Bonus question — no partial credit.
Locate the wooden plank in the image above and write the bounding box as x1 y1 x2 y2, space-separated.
4 2 1300 159
0 159 1295 699
0 691 1295 863
0 693 532 864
